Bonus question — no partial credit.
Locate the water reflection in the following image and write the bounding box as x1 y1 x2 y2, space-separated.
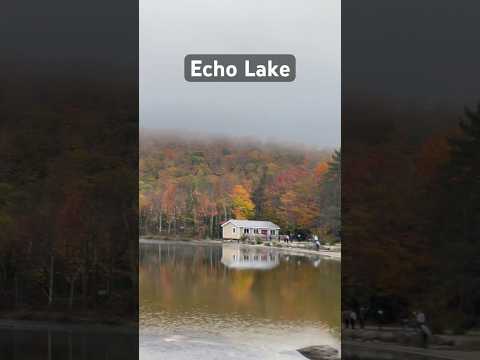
0 327 137 360
140 240 340 359
221 244 280 270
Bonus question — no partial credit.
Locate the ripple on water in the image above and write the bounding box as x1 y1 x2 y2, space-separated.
140 309 339 360
140 242 340 359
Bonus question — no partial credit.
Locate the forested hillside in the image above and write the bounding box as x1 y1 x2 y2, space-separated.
140 132 341 241
343 99 480 331
0 69 138 317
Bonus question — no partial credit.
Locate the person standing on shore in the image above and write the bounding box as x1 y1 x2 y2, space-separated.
342 310 351 329
350 310 357 329
376 309 384 329
359 306 367 329
416 310 432 348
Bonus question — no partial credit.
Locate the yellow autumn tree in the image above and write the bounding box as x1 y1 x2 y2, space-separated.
231 185 255 219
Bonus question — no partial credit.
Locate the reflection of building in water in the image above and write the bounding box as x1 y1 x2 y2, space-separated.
221 244 279 270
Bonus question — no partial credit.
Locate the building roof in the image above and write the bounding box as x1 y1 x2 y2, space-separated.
221 219 280 229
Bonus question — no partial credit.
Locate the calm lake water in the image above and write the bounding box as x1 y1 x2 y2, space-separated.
140 240 340 360
0 326 137 360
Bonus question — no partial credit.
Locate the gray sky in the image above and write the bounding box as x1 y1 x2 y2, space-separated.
343 1 480 104
140 0 340 148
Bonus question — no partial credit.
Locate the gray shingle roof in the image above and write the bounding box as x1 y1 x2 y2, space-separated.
221 219 280 229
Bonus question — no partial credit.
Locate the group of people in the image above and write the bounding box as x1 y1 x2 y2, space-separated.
282 234 321 250
342 307 367 329
282 234 302 243
343 306 432 348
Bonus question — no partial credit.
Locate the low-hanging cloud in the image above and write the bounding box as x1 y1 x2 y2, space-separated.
140 0 340 148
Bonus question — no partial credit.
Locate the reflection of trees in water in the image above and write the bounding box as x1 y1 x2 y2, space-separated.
140 242 223 268
140 243 340 329
0 328 137 360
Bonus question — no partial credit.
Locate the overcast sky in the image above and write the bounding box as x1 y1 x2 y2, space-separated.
343 1 480 103
140 0 340 148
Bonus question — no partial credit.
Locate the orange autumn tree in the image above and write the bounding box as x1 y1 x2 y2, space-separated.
139 134 335 238
231 185 255 219
314 161 329 177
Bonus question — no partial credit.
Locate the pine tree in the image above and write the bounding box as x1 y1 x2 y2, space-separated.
446 104 480 243
317 149 341 240
252 166 268 219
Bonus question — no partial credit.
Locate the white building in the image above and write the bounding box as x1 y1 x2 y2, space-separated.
221 219 280 240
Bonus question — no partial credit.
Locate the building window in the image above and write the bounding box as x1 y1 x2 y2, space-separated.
244 228 249 234
233 228 236 233
254 229 259 234
271 230 276 235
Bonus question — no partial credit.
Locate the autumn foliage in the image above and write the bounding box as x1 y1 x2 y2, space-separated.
343 99 480 331
231 185 255 219
140 132 340 240
0 72 138 319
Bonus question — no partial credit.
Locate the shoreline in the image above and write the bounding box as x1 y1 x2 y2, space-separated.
343 340 480 360
139 237 341 260
0 307 138 332
0 318 137 334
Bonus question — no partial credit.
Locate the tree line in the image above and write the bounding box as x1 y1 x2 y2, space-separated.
140 133 341 242
0 72 138 318
343 99 480 332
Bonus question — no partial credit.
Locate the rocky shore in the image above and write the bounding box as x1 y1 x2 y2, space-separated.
297 340 480 360
343 327 455 348
297 345 340 360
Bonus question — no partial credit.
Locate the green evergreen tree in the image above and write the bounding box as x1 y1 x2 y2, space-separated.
446 104 480 243
317 149 341 240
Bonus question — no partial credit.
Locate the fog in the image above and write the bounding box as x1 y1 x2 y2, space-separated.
140 0 341 148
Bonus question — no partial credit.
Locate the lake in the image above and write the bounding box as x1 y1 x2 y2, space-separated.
140 240 341 360
0 324 137 360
